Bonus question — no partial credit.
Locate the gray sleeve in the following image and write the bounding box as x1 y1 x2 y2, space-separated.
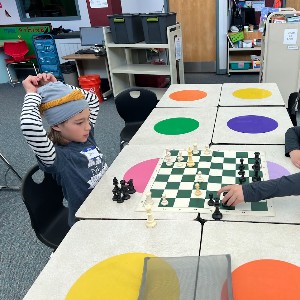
242 172 300 202
285 126 300 156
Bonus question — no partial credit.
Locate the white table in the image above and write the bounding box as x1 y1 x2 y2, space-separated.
157 84 222 107
219 83 285 107
77 145 203 220
203 144 300 224
201 222 300 299
212 106 293 145
24 220 202 300
129 107 217 147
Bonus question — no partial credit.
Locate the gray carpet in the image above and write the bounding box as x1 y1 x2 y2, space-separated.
0 72 258 299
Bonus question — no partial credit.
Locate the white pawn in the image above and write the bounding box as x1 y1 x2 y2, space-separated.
145 191 154 206
204 145 211 155
177 151 184 162
161 193 169 206
193 143 199 154
194 182 202 196
197 171 204 182
176 155 183 167
165 152 173 166
145 204 157 228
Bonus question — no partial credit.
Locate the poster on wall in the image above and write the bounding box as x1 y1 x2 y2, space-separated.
90 0 108 8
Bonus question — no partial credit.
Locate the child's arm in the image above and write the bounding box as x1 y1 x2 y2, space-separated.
285 126 300 168
68 85 99 127
218 172 300 206
20 75 57 166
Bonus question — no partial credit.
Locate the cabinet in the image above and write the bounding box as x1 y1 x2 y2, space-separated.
104 24 184 99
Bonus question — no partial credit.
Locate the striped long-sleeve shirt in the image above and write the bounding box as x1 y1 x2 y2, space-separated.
20 85 99 166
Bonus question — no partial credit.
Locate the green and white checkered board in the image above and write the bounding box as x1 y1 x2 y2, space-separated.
136 149 274 216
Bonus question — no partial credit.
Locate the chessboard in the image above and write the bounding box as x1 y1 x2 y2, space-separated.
136 148 274 217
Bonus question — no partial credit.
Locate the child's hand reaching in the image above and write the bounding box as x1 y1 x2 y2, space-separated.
289 149 300 168
22 73 57 94
218 184 245 206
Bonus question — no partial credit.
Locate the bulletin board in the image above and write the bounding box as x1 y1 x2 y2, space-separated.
0 23 51 55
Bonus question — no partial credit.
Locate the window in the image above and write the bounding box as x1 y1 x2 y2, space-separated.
16 0 81 22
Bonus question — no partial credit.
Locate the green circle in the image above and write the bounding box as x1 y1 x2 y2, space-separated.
154 117 199 135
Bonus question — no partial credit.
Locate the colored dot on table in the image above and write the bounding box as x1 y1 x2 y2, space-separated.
123 158 159 193
169 90 207 101
228 259 300 300
267 161 290 179
232 88 272 100
66 253 180 300
154 117 199 135
227 115 278 134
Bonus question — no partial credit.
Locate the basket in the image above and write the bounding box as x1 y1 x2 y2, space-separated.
229 31 244 43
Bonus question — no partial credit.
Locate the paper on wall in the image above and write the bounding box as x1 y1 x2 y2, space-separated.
89 0 108 8
284 29 298 45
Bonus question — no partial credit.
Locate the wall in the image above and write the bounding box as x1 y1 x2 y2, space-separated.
121 0 164 13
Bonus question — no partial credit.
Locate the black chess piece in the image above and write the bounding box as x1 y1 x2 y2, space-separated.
239 173 246 184
238 169 245 176
221 192 230 208
113 177 118 186
252 161 260 171
239 158 245 171
127 179 136 194
252 170 261 182
112 186 122 202
254 152 260 160
212 198 223 220
120 180 131 201
208 193 215 206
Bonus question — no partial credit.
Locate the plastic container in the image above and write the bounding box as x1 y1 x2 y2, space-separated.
60 62 79 87
108 14 144 44
230 62 251 70
78 74 103 103
140 12 176 44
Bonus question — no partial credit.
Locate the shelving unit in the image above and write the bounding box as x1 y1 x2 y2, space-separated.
104 24 184 99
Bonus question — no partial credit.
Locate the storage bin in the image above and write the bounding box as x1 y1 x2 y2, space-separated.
230 62 251 70
108 14 144 44
140 12 176 44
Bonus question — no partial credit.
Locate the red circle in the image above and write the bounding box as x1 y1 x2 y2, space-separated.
169 90 207 101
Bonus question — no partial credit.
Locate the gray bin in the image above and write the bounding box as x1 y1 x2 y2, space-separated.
60 62 79 87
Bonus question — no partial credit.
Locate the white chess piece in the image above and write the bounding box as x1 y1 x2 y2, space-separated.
177 150 184 162
203 145 211 155
197 171 204 182
193 143 199 154
165 152 173 166
194 182 202 196
176 155 184 167
186 146 195 167
161 193 169 206
145 191 154 206
145 204 157 228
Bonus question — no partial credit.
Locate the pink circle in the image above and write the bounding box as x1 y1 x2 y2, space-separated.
123 158 159 193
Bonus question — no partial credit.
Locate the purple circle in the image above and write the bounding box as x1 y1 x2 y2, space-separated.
267 161 290 180
227 115 278 134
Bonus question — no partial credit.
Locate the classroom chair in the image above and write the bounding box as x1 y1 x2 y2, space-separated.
3 40 38 86
287 91 300 126
114 87 159 151
21 165 70 250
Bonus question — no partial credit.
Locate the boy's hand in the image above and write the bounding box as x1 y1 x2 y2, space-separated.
289 149 300 168
218 184 245 206
22 73 57 94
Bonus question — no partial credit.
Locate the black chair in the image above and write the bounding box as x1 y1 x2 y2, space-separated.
115 88 159 150
21 165 70 250
287 91 300 126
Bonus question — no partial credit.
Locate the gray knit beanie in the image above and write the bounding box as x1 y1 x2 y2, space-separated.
37 82 89 126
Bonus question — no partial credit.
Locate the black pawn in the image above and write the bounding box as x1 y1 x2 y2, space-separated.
254 152 260 160
127 179 136 194
212 198 223 220
222 192 230 208
113 177 118 186
120 180 131 201
208 193 215 206
112 186 122 202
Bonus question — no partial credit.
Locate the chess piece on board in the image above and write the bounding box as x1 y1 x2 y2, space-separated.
145 191 154 205
161 193 169 206
177 151 184 162
165 152 173 166
194 182 202 196
197 171 204 182
203 145 211 155
176 156 184 167
186 146 195 167
145 204 157 228
208 193 214 206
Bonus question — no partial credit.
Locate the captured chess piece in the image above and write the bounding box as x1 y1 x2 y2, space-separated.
161 193 169 206
145 204 157 228
145 191 154 205
112 185 122 203
127 179 136 194
212 198 223 221
120 180 131 201
193 143 199 154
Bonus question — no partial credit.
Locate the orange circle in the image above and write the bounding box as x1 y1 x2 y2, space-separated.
231 259 300 299
169 90 207 101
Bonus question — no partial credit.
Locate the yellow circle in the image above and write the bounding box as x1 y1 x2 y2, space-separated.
232 88 272 100
66 253 180 300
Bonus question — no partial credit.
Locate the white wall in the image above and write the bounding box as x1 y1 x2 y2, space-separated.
121 0 164 13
